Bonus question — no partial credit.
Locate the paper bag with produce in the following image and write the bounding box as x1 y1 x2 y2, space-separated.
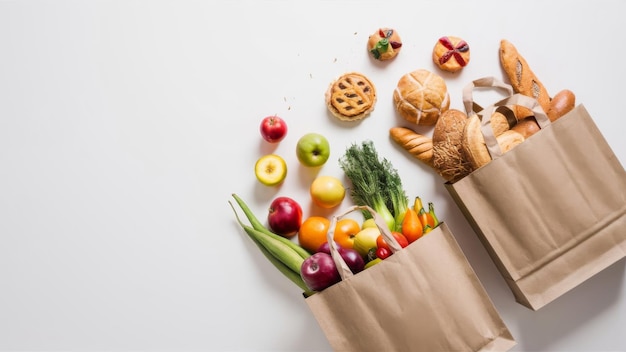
445 77 626 311
304 205 516 352
230 139 515 351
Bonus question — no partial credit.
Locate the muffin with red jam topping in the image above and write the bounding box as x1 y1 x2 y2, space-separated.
367 28 402 61
432 36 470 73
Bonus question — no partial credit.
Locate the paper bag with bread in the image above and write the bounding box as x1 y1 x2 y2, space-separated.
442 43 626 310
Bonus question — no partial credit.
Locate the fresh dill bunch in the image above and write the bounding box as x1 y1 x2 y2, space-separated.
339 140 409 232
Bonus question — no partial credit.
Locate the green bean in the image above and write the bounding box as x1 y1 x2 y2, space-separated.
231 194 311 260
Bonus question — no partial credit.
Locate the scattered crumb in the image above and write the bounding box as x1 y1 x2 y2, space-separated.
310 73 313 79
333 58 337 63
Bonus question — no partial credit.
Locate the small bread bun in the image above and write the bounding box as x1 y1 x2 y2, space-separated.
490 111 513 136
432 109 471 182
393 69 450 125
511 105 534 120
325 72 377 122
498 130 525 153
462 114 525 170
547 89 576 121
368 28 402 61
512 117 541 139
432 36 470 73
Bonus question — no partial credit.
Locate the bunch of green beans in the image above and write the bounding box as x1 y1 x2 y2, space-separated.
230 194 314 296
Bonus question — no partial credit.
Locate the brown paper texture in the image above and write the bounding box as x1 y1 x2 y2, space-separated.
305 223 516 352
446 104 626 310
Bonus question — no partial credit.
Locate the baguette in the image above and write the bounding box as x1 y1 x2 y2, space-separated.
389 127 434 167
500 39 551 114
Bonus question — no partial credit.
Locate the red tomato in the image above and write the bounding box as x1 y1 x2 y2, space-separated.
376 232 408 252
376 247 392 260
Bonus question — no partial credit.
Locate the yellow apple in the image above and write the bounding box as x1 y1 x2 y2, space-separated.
254 154 287 186
353 227 381 257
310 175 345 209
361 218 377 229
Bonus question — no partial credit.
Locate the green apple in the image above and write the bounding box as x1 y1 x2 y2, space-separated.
296 133 330 167
254 154 287 186
352 227 381 257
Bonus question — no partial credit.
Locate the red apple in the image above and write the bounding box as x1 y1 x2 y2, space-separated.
267 196 302 238
300 252 341 292
260 115 288 143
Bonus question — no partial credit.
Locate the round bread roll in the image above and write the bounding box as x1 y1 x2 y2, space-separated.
432 36 470 73
547 89 576 122
325 72 377 122
393 69 450 125
489 110 513 136
511 105 534 120
432 109 471 182
367 28 402 61
462 114 525 170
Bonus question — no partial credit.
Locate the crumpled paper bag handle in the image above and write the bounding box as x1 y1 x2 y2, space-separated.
462 76 513 114
462 76 551 159
326 205 401 280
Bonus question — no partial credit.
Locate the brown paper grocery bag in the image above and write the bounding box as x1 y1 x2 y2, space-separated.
305 206 516 352
446 78 626 310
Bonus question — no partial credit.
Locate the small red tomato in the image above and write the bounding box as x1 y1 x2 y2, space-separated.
376 232 409 252
260 115 288 143
376 247 391 260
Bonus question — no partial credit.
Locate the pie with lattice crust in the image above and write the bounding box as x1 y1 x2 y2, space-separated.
325 72 377 121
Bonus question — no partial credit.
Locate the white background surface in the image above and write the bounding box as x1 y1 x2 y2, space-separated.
1 1 625 351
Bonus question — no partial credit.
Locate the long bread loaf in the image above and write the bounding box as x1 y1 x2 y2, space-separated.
500 39 551 114
389 127 434 167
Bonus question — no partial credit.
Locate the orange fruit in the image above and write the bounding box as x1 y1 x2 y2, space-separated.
298 216 331 253
333 218 360 250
